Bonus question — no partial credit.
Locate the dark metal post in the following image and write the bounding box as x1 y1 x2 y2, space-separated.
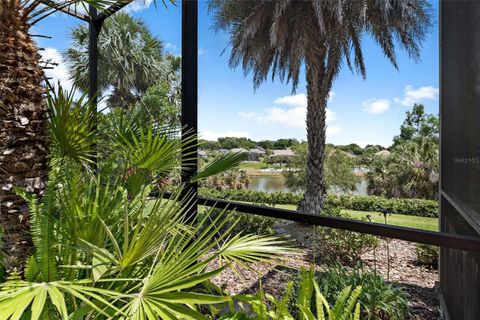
88 6 103 166
88 6 101 105
181 0 198 223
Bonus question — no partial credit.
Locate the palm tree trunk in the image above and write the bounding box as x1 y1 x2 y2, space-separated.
0 1 48 272
299 52 329 215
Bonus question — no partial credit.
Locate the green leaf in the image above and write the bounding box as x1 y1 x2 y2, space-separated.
190 152 248 182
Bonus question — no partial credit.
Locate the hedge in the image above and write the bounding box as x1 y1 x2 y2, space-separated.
198 188 438 218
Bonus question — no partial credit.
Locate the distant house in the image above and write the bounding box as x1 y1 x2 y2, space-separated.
198 150 208 159
248 148 266 161
271 149 295 157
268 149 295 165
218 149 229 154
231 148 249 154
375 150 391 158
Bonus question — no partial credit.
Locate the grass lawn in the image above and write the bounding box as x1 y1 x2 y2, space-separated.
274 204 438 232
238 161 282 170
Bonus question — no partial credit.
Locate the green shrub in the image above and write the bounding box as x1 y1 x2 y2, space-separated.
198 188 438 218
415 244 438 268
317 206 379 264
201 208 276 236
290 264 409 320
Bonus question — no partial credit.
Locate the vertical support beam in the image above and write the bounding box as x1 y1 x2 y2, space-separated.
88 6 101 105
88 5 103 166
181 0 198 223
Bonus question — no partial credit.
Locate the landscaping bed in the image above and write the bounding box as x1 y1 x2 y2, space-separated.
209 221 439 320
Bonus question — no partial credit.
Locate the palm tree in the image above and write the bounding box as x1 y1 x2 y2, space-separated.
0 0 112 272
64 11 169 110
209 0 431 214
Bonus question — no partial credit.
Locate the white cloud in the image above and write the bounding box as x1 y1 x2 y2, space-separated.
362 98 390 114
394 85 439 106
40 47 73 92
265 93 335 128
327 126 343 135
238 111 258 119
238 93 340 135
274 93 307 108
201 131 251 141
125 0 154 12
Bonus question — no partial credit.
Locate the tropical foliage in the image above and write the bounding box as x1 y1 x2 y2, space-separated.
222 267 362 320
0 86 294 319
368 137 438 200
64 11 172 110
291 264 409 320
200 169 250 190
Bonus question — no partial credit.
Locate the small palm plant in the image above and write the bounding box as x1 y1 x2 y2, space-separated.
0 86 295 319
223 267 362 320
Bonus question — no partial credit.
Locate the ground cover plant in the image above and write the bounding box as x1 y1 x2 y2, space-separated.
290 264 409 320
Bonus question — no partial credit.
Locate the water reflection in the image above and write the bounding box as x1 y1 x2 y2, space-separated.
248 175 369 195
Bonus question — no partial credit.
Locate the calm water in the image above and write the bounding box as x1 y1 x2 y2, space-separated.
248 175 368 195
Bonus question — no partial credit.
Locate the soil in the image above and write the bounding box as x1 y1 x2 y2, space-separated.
210 221 440 319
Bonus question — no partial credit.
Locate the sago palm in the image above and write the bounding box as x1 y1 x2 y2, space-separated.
0 0 113 272
209 0 432 214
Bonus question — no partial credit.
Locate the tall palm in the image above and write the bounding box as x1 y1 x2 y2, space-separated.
209 0 431 214
0 0 112 272
64 11 169 110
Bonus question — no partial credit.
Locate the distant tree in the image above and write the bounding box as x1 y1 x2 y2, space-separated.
359 144 385 166
65 12 169 110
217 137 257 149
257 140 275 150
210 0 431 214
392 103 439 147
200 140 221 150
368 138 438 199
337 143 363 156
134 81 180 128
284 144 359 193
273 138 299 150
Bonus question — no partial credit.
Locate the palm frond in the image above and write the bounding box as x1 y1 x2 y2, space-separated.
190 151 247 182
47 85 97 168
0 279 124 319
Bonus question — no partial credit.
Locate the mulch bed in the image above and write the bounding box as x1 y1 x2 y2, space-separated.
209 221 440 319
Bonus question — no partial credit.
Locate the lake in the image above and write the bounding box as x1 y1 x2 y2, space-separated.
248 174 369 196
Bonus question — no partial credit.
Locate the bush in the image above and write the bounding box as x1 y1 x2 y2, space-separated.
198 188 439 218
415 244 438 268
317 206 379 264
290 264 410 320
200 208 276 236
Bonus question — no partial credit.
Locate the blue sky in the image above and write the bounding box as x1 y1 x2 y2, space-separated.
34 0 439 147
